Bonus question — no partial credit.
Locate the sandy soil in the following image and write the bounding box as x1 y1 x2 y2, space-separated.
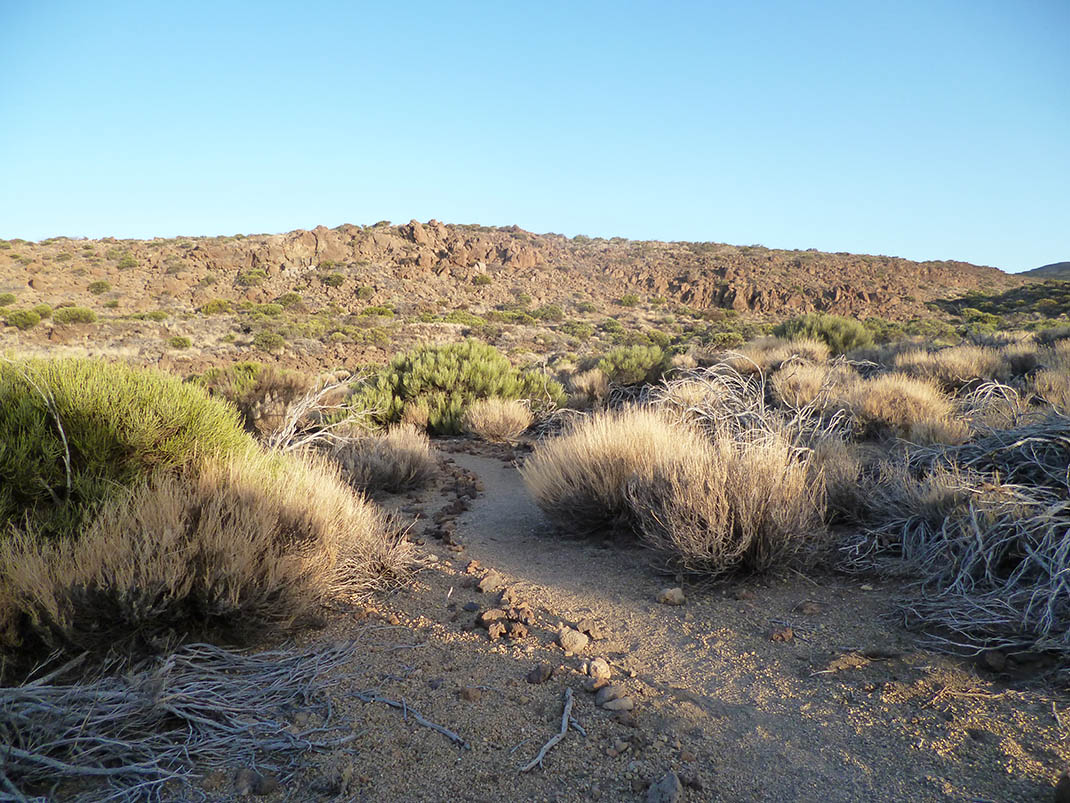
266 444 1070 803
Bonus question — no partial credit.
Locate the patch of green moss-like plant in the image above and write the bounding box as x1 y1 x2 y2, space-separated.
31 304 52 319
0 293 15 307
321 272 345 288
253 330 286 352
0 357 252 539
275 292 302 308
87 280 111 295
236 269 268 287
356 286 374 300
360 305 394 317
443 310 485 327
619 293 640 307
168 335 192 349
774 312 873 354
3 309 41 330
200 298 233 315
349 340 565 434
472 274 492 286
53 307 97 324
116 254 137 269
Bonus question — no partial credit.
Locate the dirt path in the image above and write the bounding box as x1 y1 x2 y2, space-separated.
289 447 1068 803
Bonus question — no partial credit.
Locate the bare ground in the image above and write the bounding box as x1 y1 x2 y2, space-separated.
263 445 1069 803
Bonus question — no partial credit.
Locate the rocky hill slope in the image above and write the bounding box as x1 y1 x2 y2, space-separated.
0 221 1022 321
1022 261 1070 281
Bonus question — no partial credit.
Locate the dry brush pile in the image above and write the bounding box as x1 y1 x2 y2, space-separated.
524 329 1070 679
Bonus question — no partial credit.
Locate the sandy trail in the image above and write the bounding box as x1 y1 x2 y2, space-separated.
293 447 1068 803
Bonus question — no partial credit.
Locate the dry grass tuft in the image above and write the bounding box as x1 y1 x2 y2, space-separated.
521 407 709 535
893 345 1010 390
769 360 859 410
844 373 969 444
333 424 437 494
567 368 610 408
726 337 830 375
625 424 827 575
0 450 405 664
461 398 533 441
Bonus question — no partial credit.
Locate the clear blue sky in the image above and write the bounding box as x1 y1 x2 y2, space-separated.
1 1 1067 272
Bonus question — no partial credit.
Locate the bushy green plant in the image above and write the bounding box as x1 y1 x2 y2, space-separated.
87 280 111 295
31 304 52 319
349 340 565 434
360 305 394 317
53 307 97 324
619 293 640 307
3 309 40 330
200 298 232 315
596 344 668 386
443 310 485 327
356 286 374 300
559 320 594 340
275 292 302 308
321 272 345 288
774 312 873 354
0 293 15 307
168 335 192 349
253 330 286 351
116 254 137 269
534 304 564 322
236 269 268 287
0 357 251 539
473 274 492 286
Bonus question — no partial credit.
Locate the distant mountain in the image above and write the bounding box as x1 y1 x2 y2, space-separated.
1022 262 1070 280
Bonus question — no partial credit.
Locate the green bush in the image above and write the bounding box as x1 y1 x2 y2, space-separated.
349 340 565 434
559 320 594 340
774 312 873 354
236 269 268 287
443 310 485 327
321 272 345 288
53 307 97 324
3 309 40 330
31 304 52 319
473 274 492 286
253 330 286 351
145 310 169 322
596 344 668 386
87 280 111 295
168 335 192 349
200 298 232 315
116 254 137 269
360 305 394 317
275 292 302 308
0 293 15 307
619 293 640 307
356 286 374 300
0 357 251 539
248 303 283 318
534 304 564 322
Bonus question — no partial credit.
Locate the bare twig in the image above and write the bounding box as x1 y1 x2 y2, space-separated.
351 691 469 749
519 687 573 773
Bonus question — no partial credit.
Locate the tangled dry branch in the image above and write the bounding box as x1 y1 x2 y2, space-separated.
0 642 361 802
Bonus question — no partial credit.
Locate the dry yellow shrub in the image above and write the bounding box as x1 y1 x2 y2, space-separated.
461 398 533 442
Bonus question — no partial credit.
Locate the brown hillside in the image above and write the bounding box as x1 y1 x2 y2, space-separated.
0 221 1020 319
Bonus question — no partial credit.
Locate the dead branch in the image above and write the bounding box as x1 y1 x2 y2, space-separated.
519 687 573 773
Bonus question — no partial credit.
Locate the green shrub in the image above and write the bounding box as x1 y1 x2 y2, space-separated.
534 304 564 322
597 344 668 386
248 303 283 318
356 286 374 300
116 254 137 269
576 301 597 313
774 312 873 354
443 310 485 327
200 298 232 315
559 320 594 340
103 299 119 309
145 309 169 322
321 272 345 288
473 274 492 286
53 307 97 324
168 335 192 349
601 318 624 334
31 304 52 319
3 309 40 330
0 293 15 307
349 340 565 434
236 269 268 286
360 305 394 317
0 358 251 540
253 330 286 351
619 293 640 307
275 292 302 308
87 280 111 295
